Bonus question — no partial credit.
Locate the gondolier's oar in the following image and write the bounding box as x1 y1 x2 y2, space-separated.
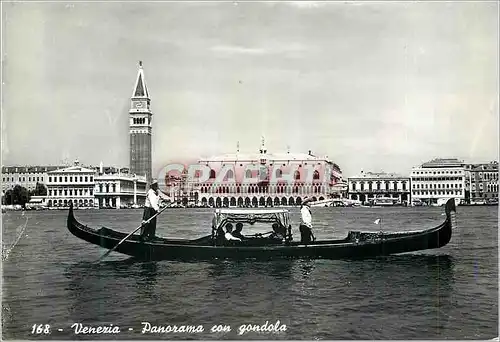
96 205 169 262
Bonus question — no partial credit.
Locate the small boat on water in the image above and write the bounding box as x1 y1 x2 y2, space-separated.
308 199 335 207
372 197 398 206
66 198 457 261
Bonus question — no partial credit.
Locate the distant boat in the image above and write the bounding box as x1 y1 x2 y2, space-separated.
309 199 334 207
342 199 362 207
372 197 397 207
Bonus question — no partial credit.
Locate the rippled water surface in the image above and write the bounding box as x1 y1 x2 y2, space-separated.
2 205 498 340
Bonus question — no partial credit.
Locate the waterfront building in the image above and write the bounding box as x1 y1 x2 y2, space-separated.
168 140 343 207
94 172 148 209
347 172 411 205
129 61 153 185
331 179 348 198
467 161 498 203
410 158 465 205
45 161 96 208
1 166 63 193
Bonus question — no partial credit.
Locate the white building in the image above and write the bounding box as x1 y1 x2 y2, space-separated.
46 161 96 208
2 166 63 193
94 172 147 209
410 158 466 205
348 172 411 205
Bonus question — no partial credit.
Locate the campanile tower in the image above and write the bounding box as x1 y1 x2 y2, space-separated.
129 61 153 184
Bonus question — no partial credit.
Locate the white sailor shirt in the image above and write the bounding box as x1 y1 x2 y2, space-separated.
300 205 312 228
145 189 160 212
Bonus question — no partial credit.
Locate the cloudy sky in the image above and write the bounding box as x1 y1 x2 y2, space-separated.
2 1 498 177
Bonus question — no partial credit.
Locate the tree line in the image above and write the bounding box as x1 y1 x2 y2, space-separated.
2 182 47 207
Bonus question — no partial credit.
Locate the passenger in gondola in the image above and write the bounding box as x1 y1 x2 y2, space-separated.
232 222 246 240
299 198 316 244
269 223 285 241
224 223 241 242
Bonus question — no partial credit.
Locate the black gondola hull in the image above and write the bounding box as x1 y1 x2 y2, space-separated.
66 199 456 261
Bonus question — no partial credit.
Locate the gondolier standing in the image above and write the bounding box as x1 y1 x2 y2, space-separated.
299 198 316 244
141 179 167 241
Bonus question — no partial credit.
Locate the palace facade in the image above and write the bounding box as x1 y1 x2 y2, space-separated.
2 166 63 193
45 161 96 208
467 161 498 203
410 158 466 205
347 172 411 204
94 172 147 209
166 142 343 207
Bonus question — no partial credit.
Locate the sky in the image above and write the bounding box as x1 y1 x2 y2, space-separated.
2 1 498 178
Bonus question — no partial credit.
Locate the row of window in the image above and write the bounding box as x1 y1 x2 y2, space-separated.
48 189 93 197
187 181 329 188
200 196 322 207
98 184 117 193
351 184 408 191
471 193 498 198
3 177 43 182
474 173 498 180
474 185 499 193
132 117 148 125
412 177 463 181
198 185 325 194
205 169 322 180
48 175 93 183
413 170 462 175
413 183 461 189
413 190 462 196
48 199 93 207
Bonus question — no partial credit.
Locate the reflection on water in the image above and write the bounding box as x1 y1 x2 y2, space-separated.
61 254 458 338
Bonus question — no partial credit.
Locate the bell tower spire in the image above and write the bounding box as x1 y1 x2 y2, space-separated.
129 61 153 185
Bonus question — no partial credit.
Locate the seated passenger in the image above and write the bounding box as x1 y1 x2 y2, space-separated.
224 223 241 242
233 223 245 240
269 223 285 241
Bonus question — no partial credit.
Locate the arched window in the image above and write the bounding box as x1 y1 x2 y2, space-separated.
294 171 300 180
313 170 320 180
226 169 234 179
209 169 216 179
245 170 252 178
275 169 282 178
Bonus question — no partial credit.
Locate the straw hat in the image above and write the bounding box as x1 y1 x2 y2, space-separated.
302 197 314 206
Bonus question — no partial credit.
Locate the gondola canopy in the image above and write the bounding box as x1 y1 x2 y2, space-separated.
211 208 290 231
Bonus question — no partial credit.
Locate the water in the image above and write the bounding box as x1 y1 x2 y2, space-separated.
2 205 498 340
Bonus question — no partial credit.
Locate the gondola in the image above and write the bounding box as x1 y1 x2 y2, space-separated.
66 198 457 261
